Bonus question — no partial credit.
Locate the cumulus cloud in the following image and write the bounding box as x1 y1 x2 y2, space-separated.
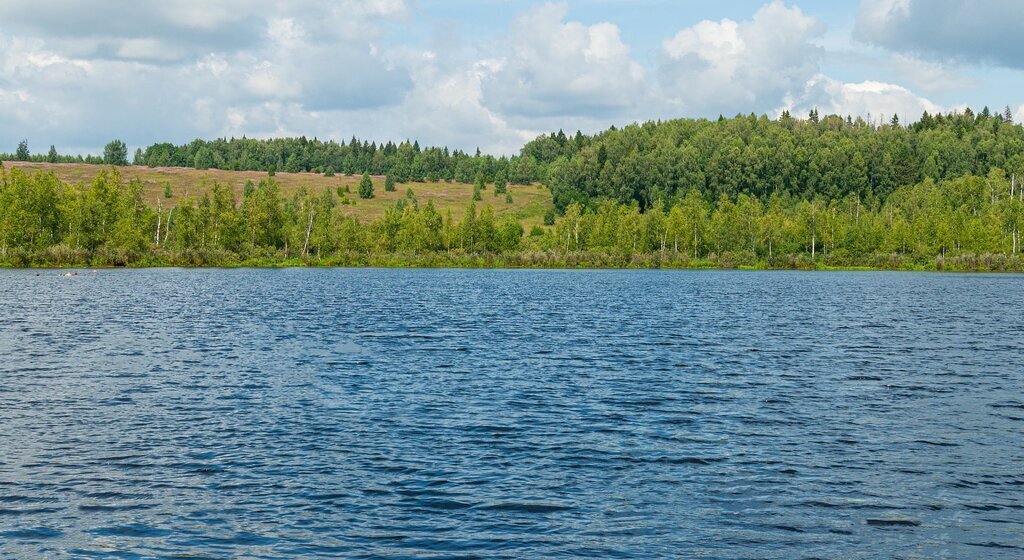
194 16 413 112
368 52 536 155
887 53 979 95
655 1 962 125
0 34 183 149
0 0 413 62
855 0 1024 68
783 75 942 123
0 1 264 63
480 2 646 118
0 0 988 156
658 0 824 115
0 2 417 153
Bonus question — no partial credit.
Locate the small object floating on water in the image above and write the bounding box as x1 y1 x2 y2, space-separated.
866 518 920 527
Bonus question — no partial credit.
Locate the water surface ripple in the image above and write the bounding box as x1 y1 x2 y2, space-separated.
0 269 1022 558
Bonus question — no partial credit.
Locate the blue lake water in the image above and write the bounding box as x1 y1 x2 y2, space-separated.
0 268 1022 559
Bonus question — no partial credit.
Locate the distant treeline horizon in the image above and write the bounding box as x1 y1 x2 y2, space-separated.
5 105 1021 205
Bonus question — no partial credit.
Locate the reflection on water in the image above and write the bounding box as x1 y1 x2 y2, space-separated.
1 269 1022 558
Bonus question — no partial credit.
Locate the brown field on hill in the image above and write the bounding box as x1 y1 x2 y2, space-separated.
2 162 554 227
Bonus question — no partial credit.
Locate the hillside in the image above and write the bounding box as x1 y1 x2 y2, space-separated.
3 110 1024 271
0 161 554 228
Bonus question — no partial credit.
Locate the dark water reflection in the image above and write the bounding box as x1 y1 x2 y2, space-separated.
0 269 1022 558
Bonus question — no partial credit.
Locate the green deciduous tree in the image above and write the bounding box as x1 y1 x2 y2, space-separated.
103 140 129 166
193 147 215 170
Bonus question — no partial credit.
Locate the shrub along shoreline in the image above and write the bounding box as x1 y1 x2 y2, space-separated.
4 248 1022 272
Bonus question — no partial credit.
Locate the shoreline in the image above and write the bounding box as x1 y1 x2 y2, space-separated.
5 261 1022 273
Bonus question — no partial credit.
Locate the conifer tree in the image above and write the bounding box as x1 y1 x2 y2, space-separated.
16 140 29 161
359 172 374 199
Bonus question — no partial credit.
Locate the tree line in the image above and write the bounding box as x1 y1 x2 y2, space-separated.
537 106 1023 211
7 106 1021 210
2 139 130 166
1 162 1022 270
535 169 1023 270
136 136 542 186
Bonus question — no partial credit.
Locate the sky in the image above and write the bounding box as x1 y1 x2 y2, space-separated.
1 0 1023 156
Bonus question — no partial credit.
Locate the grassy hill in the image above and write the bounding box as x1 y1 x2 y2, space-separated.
2 162 554 228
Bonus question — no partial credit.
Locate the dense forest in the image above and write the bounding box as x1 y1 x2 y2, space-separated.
539 106 1024 210
2 107 1023 270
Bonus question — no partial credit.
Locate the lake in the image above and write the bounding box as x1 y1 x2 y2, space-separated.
0 269 1021 558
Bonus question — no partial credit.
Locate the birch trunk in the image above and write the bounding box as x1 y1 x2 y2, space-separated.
163 208 173 244
302 208 314 256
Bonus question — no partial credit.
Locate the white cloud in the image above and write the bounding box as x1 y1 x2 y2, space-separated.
783 75 942 123
0 2 418 153
479 2 646 118
332 0 409 20
0 0 986 156
387 52 535 154
887 53 978 95
179 13 413 111
856 0 910 29
266 18 306 49
658 0 824 115
242 60 298 99
115 39 183 62
0 1 265 62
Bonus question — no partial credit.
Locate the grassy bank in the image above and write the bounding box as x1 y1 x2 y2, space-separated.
4 248 1022 272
